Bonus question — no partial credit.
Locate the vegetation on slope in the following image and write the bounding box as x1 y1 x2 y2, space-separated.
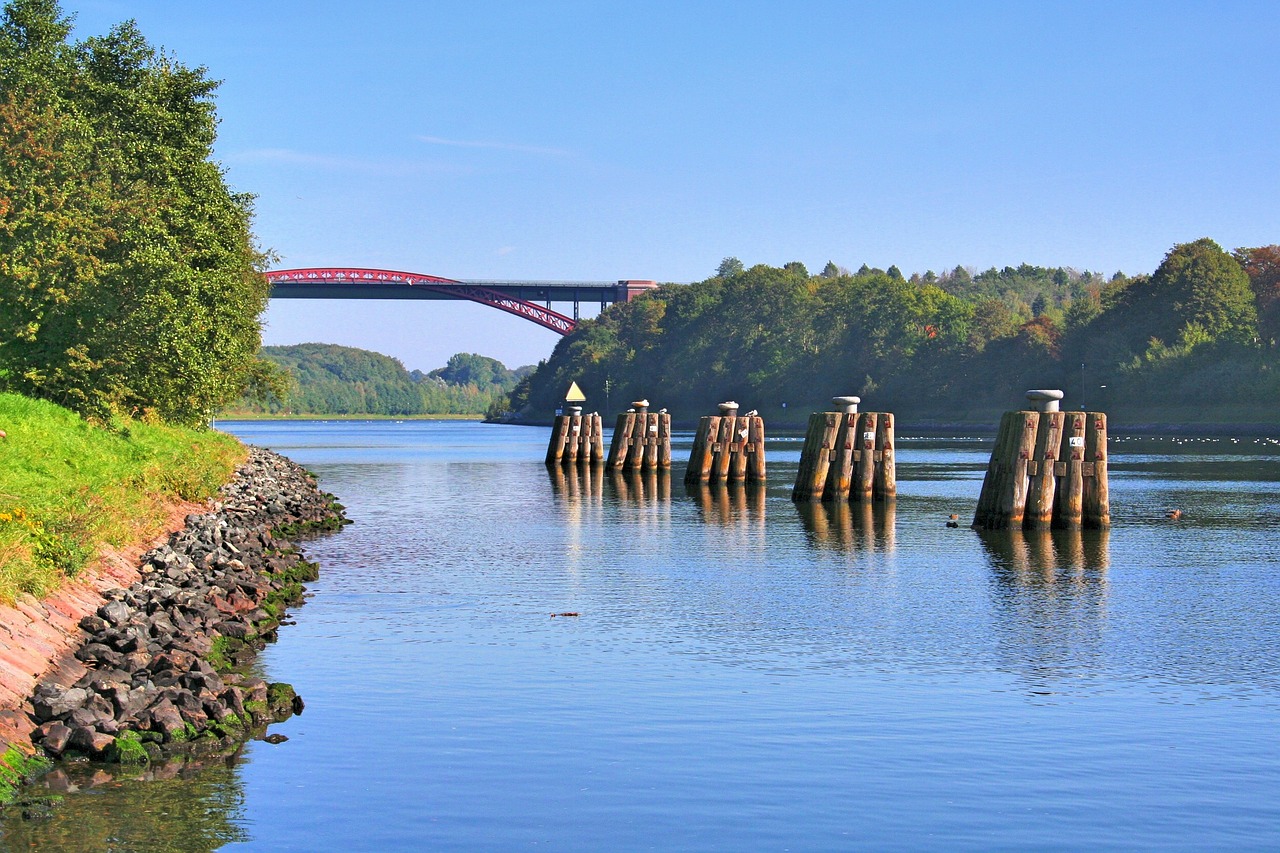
508 239 1280 425
223 345 532 417
0 393 244 604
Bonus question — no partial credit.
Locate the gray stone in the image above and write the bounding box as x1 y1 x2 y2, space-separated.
148 700 187 739
240 677 268 703
37 722 72 756
32 687 88 722
221 686 246 719
69 726 114 754
78 615 108 634
215 620 250 640
97 600 130 627
67 707 100 730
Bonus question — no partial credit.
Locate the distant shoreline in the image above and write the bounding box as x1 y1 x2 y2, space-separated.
215 413 484 422
223 413 1279 438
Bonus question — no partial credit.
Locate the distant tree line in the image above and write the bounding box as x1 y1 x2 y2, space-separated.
226 345 532 416
0 0 271 426
507 239 1279 424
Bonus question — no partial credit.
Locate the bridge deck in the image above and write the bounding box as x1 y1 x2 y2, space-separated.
269 280 623 302
264 268 661 334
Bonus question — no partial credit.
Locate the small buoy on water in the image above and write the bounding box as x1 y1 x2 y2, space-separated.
946 513 960 528
1166 509 1183 520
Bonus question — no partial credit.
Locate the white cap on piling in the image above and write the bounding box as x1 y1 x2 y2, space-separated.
1025 389 1064 413
718 401 739 415
567 405 584 416
832 396 860 414
631 399 650 413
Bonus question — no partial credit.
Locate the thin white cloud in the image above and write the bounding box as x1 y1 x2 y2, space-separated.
418 135 570 157
496 246 517 256
227 148 467 176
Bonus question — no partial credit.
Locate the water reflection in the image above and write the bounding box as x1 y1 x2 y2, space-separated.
606 468 672 504
979 529 1111 692
794 500 897 553
979 528 1111 583
546 463 605 505
1 757 248 851
686 482 767 529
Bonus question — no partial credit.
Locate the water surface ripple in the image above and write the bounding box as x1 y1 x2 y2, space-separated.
6 422 1278 851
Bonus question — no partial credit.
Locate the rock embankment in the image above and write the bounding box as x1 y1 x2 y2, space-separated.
22 448 347 765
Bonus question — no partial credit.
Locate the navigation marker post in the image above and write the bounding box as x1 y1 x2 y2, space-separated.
545 382 604 467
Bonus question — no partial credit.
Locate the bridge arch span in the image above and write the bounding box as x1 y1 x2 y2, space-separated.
265 267 581 335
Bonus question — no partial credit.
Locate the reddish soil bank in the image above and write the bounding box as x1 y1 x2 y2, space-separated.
0 501 206 754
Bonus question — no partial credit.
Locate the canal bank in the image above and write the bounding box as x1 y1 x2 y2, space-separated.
0 446 348 805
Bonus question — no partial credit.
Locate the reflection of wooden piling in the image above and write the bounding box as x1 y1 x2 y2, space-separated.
608 468 671 503
606 408 671 471
792 403 896 502
545 411 604 467
795 499 896 553
978 528 1110 581
684 406 766 484
687 481 767 526
973 391 1110 530
547 460 604 501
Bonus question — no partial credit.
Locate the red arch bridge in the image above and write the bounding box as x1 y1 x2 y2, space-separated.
265 267 660 335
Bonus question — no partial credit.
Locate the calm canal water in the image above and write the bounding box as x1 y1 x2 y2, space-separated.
4 421 1280 851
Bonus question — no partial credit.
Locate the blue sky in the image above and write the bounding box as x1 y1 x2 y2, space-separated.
67 1 1279 371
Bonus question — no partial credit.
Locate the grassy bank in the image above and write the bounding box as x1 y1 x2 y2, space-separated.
0 394 245 605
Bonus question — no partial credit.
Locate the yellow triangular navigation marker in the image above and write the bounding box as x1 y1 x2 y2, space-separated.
565 381 587 403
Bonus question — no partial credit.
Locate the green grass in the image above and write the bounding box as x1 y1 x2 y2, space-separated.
0 393 245 605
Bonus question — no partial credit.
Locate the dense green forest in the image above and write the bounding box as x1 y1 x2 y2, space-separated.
0 0 272 426
225 345 532 416
506 239 1279 426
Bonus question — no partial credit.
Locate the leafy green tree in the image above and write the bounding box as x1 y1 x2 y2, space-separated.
0 92 122 412
430 352 510 387
716 256 744 278
1234 245 1280 345
0 0 71 96
510 245 1278 424
1148 238 1257 345
0 0 271 425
